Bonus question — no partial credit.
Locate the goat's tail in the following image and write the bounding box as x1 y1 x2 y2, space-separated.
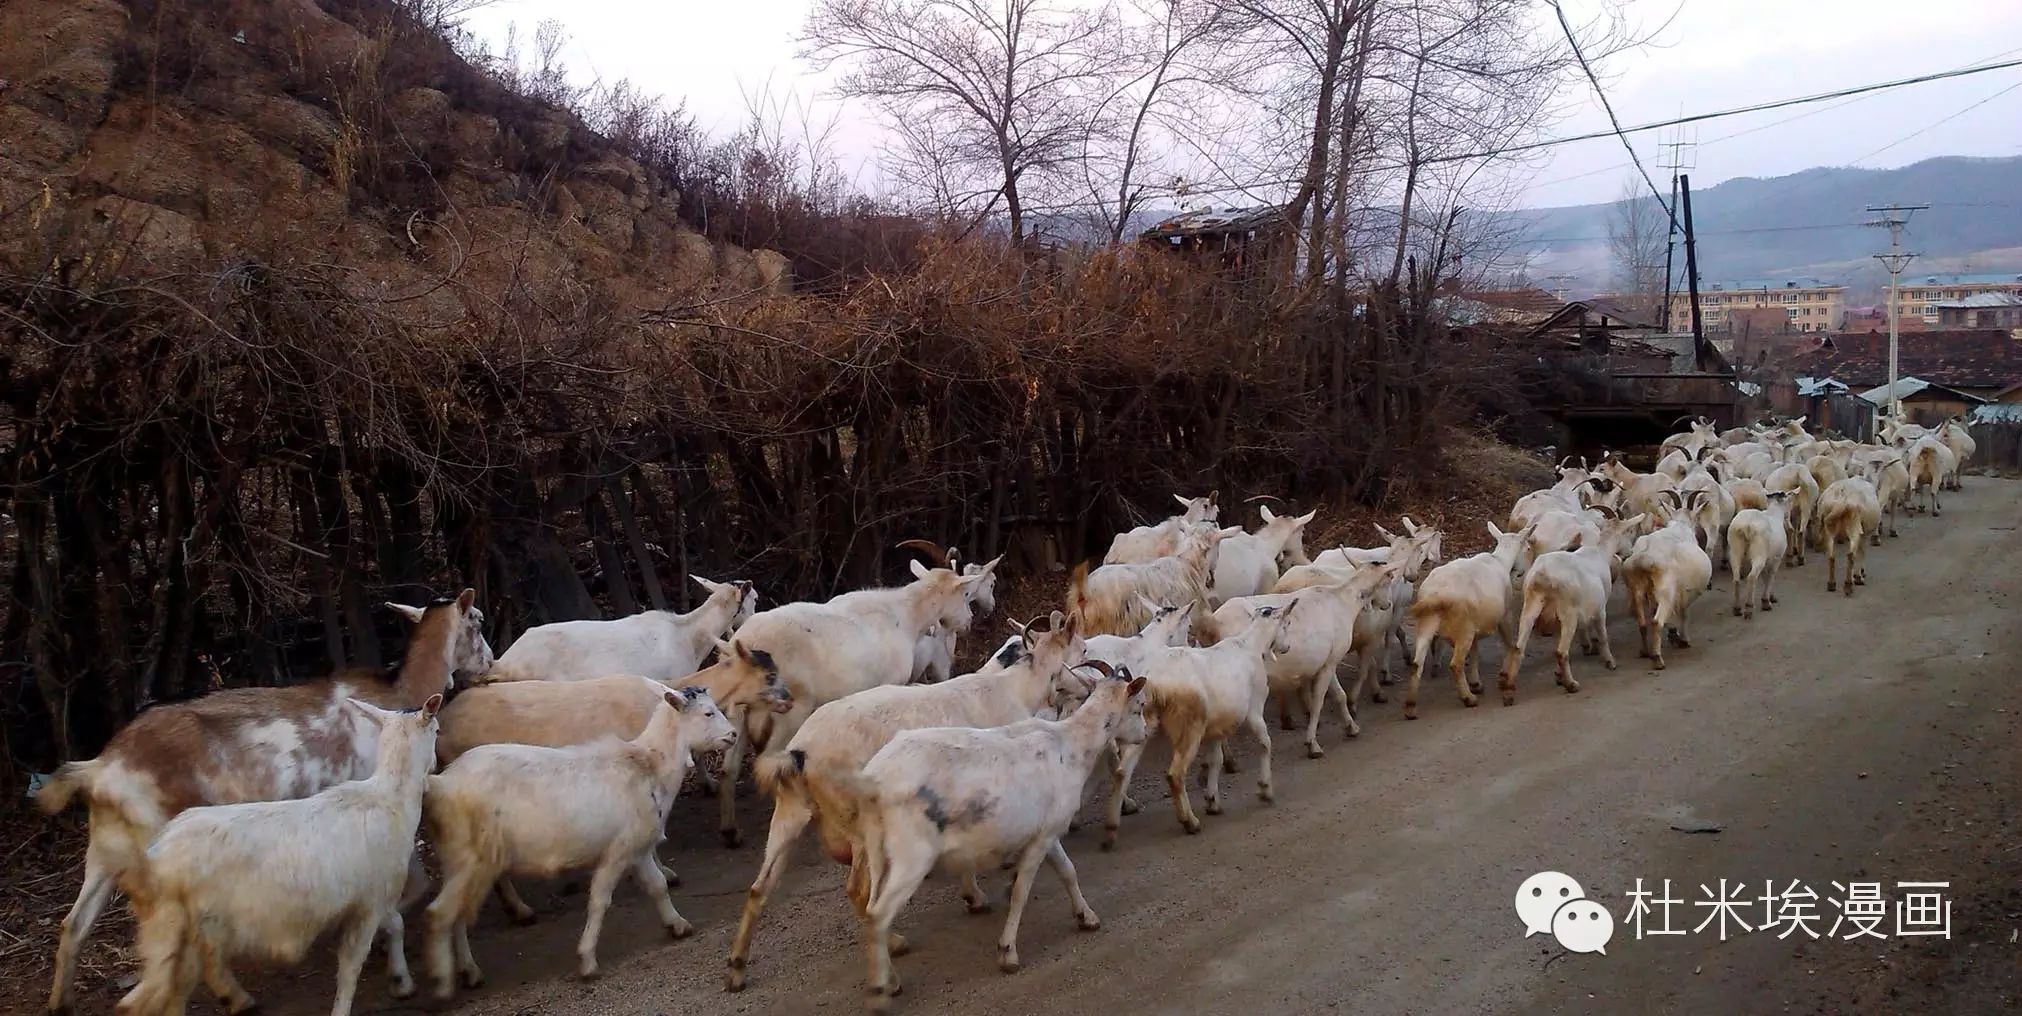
1066 561 1092 628
753 748 805 798
33 758 104 815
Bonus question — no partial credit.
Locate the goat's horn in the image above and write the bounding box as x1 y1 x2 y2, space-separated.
893 539 951 568
1660 489 1684 509
1076 659 1117 679
1022 612 1053 634
1591 504 1620 519
1557 455 1574 470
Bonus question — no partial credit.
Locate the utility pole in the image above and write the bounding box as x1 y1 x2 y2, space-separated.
1658 135 1694 332
1679 174 1704 352
1866 203 1928 419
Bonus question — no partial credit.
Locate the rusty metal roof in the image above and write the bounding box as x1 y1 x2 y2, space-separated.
1141 205 1288 239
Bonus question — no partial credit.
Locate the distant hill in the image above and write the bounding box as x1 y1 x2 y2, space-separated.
1501 155 2022 300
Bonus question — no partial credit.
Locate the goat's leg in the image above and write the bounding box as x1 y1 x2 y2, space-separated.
329 912 377 1016
1499 599 1542 707
716 717 749 848
1276 693 1297 732
1165 726 1206 834
1593 603 1616 672
1247 709 1276 804
49 840 120 1015
1044 840 1101 931
960 871 992 915
725 791 812 990
1103 739 1148 850
575 860 625 979
633 852 693 939
1403 623 1440 720
379 907 415 1001
426 864 488 997
864 843 934 1009
493 877 536 925
995 840 1050 974
1200 740 1225 815
199 938 255 1015
1552 612 1580 695
1301 669 1333 756
1326 665 1359 739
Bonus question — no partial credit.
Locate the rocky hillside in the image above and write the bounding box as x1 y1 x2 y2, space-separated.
0 0 785 314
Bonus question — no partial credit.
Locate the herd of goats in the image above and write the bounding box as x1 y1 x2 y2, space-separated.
29 412 1979 1014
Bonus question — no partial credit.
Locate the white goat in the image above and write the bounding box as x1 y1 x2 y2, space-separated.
909 552 1003 683
115 695 444 1016
422 688 733 995
1068 524 1232 637
1905 434 1955 516
1818 473 1882 597
1208 505 1316 603
716 548 992 845
483 577 755 683
1727 490 1796 619
1102 492 1220 564
1210 565 1395 756
1939 418 1976 489
844 668 1150 1009
1402 523 1534 720
723 617 1087 991
1498 512 1644 704
1622 493 1713 670
1104 603 1297 846
1762 463 1819 566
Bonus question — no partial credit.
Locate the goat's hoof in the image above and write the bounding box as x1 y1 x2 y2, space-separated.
1403 703 1419 720
1603 660 1617 671
724 970 748 993
1258 787 1274 804
1563 681 1581 694
1379 673 1398 686
578 963 601 982
460 967 485 990
1467 680 1484 695
1181 817 1203 834
965 899 994 916
1371 689 1389 703
508 908 538 927
1459 693 1479 708
1119 797 1141 816
889 933 912 957
1076 911 1101 931
1221 757 1239 775
1205 800 1223 816
1652 658 1667 671
1732 606 1743 617
1305 744 1325 759
1278 718 1298 732
224 998 261 1016
1501 692 1516 706
998 949 1021 974
1101 829 1119 851
389 976 417 1000
668 919 696 940
719 828 743 849
1825 581 1836 591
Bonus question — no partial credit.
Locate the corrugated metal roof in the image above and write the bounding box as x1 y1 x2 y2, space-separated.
1701 277 1843 292
1141 205 1286 239
1906 272 2022 287
1972 403 2022 423
1931 292 2022 309
1857 376 1987 406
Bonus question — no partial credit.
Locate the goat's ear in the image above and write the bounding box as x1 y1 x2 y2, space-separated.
1564 532 1585 551
663 690 682 709
691 575 719 592
1126 676 1147 696
909 559 931 579
1295 509 1317 526
1174 493 1193 509
733 641 756 665
1400 515 1419 534
383 602 427 624
344 697 389 725
714 637 735 658
979 554 1003 575
1487 521 1506 540
1217 525 1243 539
420 693 444 719
1375 524 1400 543
1258 504 1277 523
1626 514 1648 529
456 588 477 612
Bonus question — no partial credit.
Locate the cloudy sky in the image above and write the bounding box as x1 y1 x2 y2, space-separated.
464 0 2022 211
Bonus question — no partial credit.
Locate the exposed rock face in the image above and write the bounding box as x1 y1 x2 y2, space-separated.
0 0 787 310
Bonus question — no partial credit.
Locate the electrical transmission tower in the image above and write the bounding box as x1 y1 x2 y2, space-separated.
1658 130 1696 331
1865 203 1929 417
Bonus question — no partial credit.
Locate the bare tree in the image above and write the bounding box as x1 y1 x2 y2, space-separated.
1607 175 1667 318
802 0 1128 241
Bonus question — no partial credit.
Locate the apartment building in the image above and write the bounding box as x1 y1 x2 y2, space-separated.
1668 278 1845 334
1889 272 2022 325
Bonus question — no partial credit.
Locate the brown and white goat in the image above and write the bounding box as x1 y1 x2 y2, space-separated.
1102 492 1220 564
1068 524 1232 637
37 591 489 1016
1498 512 1644 704
1402 522 1534 720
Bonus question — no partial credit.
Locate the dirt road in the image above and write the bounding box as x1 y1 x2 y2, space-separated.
181 480 2022 1014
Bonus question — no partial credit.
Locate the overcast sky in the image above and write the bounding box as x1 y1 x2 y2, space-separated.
464 0 2022 211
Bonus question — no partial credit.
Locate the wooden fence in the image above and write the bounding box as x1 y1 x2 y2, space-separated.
1968 421 2022 473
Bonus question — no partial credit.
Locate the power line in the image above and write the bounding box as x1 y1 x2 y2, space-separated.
1850 79 2022 167
1545 0 1671 222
